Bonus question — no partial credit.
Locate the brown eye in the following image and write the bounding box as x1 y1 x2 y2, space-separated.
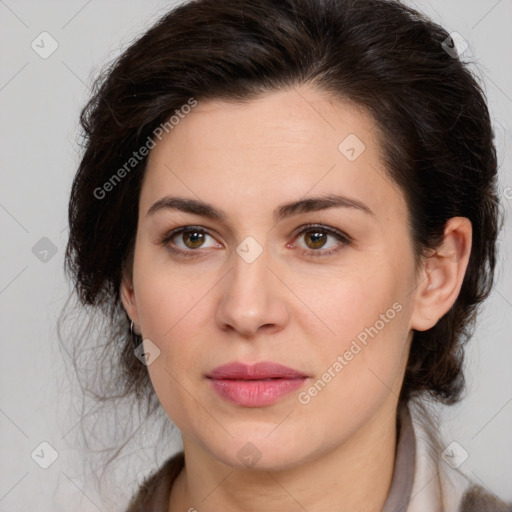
292 224 352 257
303 231 328 250
181 230 207 249
158 226 222 258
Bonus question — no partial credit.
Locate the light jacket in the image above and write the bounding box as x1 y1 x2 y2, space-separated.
126 401 512 511
384 400 511 511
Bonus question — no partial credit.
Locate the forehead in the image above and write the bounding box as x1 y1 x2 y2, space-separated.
141 86 407 224
150 87 378 161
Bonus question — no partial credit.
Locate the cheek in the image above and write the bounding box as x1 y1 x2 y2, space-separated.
303 260 405 344
132 242 216 342
299 262 411 395
145 356 203 437
132 254 217 425
140 306 211 436
135 275 211 382
296 299 409 439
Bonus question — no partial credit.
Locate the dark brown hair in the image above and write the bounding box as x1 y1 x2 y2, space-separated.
62 0 503 431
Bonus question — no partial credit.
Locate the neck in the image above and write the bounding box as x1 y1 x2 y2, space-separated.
169 402 399 512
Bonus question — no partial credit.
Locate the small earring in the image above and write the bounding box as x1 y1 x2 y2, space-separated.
130 320 141 348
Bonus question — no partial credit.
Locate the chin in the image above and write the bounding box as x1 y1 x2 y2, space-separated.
205 429 315 472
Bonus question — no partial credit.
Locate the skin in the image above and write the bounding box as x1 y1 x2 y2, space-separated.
121 85 472 512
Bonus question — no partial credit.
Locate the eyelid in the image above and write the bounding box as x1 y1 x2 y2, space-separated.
158 225 221 249
291 223 352 243
289 224 352 256
158 223 352 258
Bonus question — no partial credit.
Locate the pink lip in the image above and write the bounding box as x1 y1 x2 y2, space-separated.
206 362 309 407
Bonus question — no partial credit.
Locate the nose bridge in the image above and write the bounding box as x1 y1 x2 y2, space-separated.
230 234 272 303
235 234 266 268
216 235 288 335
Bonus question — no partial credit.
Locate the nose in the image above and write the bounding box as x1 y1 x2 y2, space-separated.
215 242 290 337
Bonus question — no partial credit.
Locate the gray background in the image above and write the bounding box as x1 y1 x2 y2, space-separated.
1 0 511 510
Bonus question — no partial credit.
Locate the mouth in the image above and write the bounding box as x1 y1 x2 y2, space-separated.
206 361 309 407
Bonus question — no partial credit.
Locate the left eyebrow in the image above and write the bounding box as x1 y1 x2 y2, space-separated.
146 193 375 222
274 194 375 222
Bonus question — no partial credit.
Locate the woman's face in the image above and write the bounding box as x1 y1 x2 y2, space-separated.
122 86 425 470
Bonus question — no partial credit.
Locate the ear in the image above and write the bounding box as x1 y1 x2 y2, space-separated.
120 267 140 327
410 217 472 332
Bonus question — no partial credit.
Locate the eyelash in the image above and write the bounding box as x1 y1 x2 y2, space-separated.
157 224 352 259
158 224 352 258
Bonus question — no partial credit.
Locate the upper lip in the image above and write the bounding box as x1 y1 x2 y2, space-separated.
207 361 308 380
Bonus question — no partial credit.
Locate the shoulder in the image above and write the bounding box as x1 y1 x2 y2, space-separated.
459 484 512 512
125 451 185 512
406 400 512 512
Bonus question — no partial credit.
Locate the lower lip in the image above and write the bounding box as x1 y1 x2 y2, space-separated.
208 378 307 407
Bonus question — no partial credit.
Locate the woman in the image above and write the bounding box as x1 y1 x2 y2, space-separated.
63 0 510 510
